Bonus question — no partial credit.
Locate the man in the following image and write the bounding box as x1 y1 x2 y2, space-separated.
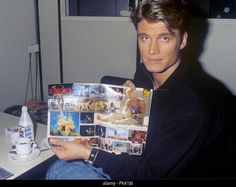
46 0 233 179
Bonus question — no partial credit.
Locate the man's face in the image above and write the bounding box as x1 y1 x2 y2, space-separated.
127 89 134 98
137 20 187 76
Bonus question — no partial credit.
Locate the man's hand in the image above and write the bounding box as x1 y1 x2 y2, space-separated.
49 138 92 161
123 80 136 90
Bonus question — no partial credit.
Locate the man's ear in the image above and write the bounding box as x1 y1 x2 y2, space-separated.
180 32 188 50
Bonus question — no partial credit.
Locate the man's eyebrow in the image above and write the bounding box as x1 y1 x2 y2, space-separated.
159 32 175 37
137 32 175 37
137 33 148 37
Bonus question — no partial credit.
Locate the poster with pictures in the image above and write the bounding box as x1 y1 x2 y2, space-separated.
47 83 152 155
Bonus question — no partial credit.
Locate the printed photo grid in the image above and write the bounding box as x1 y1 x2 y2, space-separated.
47 83 152 155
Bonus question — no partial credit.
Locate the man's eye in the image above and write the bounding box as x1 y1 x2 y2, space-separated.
140 36 150 42
161 36 170 42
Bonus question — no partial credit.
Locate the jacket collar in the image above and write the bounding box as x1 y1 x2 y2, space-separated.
140 61 188 91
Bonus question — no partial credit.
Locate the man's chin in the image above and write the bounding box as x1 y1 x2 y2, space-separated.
144 64 163 74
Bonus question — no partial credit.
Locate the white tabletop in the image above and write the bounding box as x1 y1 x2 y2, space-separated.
0 112 54 179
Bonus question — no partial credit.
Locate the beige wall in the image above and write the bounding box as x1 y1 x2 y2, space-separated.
0 0 37 111
39 1 236 97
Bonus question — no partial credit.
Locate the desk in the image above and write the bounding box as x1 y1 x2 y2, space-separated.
0 112 56 179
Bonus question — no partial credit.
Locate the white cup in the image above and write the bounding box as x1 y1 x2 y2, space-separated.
15 137 32 158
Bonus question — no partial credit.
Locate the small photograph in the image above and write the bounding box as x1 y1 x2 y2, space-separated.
128 130 147 143
95 125 106 137
105 86 124 100
108 101 120 113
48 94 64 111
48 83 73 97
90 85 106 99
74 137 99 148
72 84 90 97
143 89 152 97
80 125 95 136
100 138 113 151
106 126 129 141
79 98 95 112
112 141 130 154
113 87 124 100
88 137 100 148
93 100 109 112
49 111 79 136
129 142 143 155
80 112 94 124
64 96 79 111
79 98 108 112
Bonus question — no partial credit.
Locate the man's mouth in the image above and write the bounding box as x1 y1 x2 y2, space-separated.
148 58 162 64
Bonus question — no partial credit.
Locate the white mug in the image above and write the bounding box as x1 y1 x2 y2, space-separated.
15 137 32 158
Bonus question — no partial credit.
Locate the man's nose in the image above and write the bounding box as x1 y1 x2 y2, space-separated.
149 40 159 55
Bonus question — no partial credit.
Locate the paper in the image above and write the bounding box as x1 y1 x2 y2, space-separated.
47 83 153 155
0 166 14 179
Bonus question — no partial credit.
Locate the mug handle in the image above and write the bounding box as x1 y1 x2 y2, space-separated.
31 141 38 150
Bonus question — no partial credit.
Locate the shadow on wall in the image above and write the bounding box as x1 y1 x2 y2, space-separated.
183 4 236 175
182 3 209 65
182 4 234 99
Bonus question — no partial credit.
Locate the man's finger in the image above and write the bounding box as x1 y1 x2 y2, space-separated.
123 80 136 90
49 138 67 148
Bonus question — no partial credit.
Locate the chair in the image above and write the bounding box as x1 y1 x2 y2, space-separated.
100 75 128 85
4 100 48 125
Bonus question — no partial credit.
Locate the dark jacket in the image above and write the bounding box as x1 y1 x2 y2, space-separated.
94 62 234 179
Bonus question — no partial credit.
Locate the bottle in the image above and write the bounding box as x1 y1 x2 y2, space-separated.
17 106 34 141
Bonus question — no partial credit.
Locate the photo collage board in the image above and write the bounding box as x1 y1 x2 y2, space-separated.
47 83 152 155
